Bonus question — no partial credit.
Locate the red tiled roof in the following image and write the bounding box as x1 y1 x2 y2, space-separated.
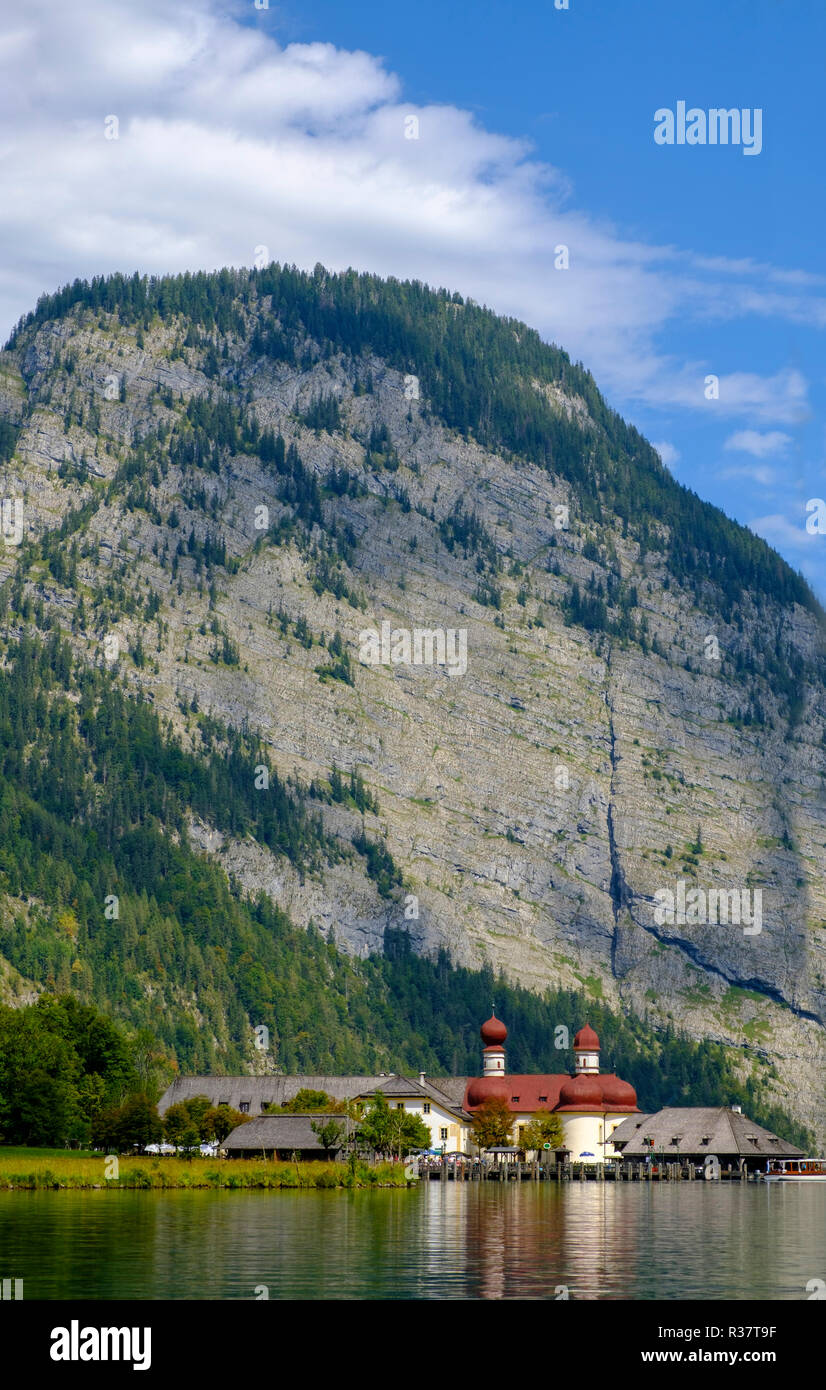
463 1073 639 1114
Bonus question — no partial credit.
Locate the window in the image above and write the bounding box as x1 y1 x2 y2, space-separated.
511 1096 520 1103
239 1102 250 1114
396 1102 405 1110
218 1100 230 1108
538 1095 547 1103
423 1103 431 1115
440 1128 448 1141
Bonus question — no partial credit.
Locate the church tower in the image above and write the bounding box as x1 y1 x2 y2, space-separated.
573 1023 600 1075
480 1013 507 1077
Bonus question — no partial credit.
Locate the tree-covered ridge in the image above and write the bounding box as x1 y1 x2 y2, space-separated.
0 630 402 1071
0 630 810 1147
7 262 817 616
0 630 343 872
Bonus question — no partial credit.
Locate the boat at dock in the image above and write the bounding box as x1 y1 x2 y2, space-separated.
761 1158 826 1182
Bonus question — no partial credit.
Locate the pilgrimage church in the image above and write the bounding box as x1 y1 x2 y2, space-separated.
461 1014 639 1159
159 1013 641 1161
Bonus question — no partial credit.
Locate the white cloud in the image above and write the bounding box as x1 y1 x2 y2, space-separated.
724 430 792 458
0 0 818 429
721 463 777 488
748 512 819 553
622 367 808 425
690 254 826 289
652 441 680 468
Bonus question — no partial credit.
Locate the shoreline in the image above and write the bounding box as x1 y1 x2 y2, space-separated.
0 1153 411 1191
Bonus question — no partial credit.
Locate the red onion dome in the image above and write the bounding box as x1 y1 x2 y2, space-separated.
466 1075 510 1108
480 1014 508 1046
573 1023 600 1051
558 1074 603 1108
600 1076 638 1108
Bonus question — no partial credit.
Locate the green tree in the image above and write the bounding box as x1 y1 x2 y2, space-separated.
182 1095 213 1134
518 1111 565 1152
202 1104 248 1143
132 1028 172 1097
161 1095 237 1150
310 1117 346 1157
354 1093 395 1157
392 1108 431 1158
179 1121 201 1158
469 1096 514 1150
93 1094 162 1152
0 1016 75 1145
280 1088 337 1113
163 1101 194 1147
355 1093 430 1158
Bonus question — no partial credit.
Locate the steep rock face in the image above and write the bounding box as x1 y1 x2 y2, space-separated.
1 271 824 1139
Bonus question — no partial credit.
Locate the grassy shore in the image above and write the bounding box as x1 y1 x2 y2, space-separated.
0 1149 409 1190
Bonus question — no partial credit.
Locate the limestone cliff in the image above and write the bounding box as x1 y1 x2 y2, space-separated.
1 267 824 1140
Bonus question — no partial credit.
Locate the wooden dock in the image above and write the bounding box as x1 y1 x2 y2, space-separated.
418 1159 759 1183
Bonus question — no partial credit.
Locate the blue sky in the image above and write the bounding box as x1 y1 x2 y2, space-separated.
2 0 824 593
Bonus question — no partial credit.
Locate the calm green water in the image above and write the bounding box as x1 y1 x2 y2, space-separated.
0 1182 823 1300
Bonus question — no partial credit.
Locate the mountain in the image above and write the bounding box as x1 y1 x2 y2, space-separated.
0 264 823 1145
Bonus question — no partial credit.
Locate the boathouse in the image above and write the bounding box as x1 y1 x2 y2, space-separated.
609 1107 803 1170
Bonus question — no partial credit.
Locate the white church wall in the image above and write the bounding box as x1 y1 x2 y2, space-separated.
562 1113 605 1162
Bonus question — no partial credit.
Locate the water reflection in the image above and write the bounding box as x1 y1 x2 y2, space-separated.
0 1181 823 1300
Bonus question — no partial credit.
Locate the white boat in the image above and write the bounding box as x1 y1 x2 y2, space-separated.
762 1158 826 1182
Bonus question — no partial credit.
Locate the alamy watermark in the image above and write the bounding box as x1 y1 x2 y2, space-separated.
653 880 762 936
50 1323 151 1370
654 103 762 156
359 620 467 678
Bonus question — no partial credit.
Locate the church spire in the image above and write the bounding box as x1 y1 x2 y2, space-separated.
480 1013 507 1077
573 1023 600 1074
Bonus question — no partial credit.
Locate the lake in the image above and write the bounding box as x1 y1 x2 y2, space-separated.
1 1180 824 1300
